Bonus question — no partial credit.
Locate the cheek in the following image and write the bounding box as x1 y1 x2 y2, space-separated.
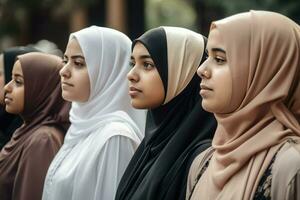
7 88 24 114
144 75 164 108
76 72 90 102
213 68 233 112
17 88 25 111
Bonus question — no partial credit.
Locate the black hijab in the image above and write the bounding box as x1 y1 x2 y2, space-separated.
0 46 39 149
115 27 217 200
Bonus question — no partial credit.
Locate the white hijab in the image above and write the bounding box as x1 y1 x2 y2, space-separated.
64 26 146 147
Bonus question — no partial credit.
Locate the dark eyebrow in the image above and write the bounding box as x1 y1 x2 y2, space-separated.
131 54 152 60
64 55 85 59
211 48 226 54
13 73 23 78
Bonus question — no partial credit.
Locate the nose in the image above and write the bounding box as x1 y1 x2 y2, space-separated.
127 67 139 83
4 80 13 94
197 60 211 79
59 63 71 78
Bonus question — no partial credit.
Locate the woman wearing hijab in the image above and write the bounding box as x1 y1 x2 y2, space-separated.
0 52 70 200
42 26 146 200
186 11 300 200
115 26 216 200
0 46 39 149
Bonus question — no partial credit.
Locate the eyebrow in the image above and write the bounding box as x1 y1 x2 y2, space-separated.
211 47 226 54
13 73 23 78
131 54 152 60
64 55 85 59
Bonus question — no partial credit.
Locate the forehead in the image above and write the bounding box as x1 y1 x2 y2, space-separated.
65 38 84 55
207 28 225 50
132 42 151 57
12 60 23 75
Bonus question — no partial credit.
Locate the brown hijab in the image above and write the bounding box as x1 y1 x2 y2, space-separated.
190 11 300 200
0 52 70 200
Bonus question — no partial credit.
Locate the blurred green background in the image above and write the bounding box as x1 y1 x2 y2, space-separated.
0 0 299 53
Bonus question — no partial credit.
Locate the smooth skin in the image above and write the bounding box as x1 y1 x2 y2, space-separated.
60 38 91 103
127 42 165 109
4 60 25 114
197 28 233 114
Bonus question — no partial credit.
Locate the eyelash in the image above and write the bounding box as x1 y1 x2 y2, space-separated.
129 61 155 70
14 79 23 86
129 61 135 68
74 61 84 68
214 56 226 64
62 60 85 68
143 62 154 70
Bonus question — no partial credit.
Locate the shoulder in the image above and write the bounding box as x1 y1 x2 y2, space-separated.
271 140 300 200
100 121 140 143
25 126 64 151
186 147 214 199
273 140 300 180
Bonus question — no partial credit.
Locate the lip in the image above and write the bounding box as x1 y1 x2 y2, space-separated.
200 84 212 91
4 96 13 104
129 86 142 97
199 84 213 97
61 81 74 87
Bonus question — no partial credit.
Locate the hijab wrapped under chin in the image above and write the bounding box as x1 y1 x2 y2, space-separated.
0 46 40 149
192 10 300 200
115 26 216 200
0 52 70 155
62 26 146 147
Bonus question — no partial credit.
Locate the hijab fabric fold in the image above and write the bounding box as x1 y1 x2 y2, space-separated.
115 26 216 200
42 26 146 200
192 10 300 200
64 26 146 147
0 46 39 148
0 52 70 200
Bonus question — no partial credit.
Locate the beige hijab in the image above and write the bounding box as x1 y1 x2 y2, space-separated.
191 10 300 200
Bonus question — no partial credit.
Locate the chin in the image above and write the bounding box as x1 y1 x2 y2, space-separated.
61 93 73 102
5 106 20 114
201 102 215 113
131 100 146 109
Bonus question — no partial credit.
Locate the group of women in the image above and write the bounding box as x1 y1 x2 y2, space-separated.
0 10 299 200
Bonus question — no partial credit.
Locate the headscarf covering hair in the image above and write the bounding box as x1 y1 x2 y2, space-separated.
0 52 70 200
191 10 300 200
42 26 146 200
0 46 40 149
116 26 216 200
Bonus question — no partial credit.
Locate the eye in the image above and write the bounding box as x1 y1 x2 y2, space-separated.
129 61 135 68
214 56 226 64
14 79 23 86
74 60 85 68
143 62 155 70
62 59 68 64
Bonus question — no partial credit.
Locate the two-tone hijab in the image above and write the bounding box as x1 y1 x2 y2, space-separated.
115 26 217 200
0 46 39 149
190 10 300 200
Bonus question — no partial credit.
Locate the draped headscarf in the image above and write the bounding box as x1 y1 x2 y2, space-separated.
42 26 146 200
0 46 39 148
0 52 70 200
0 52 70 155
62 26 146 147
115 26 216 200
191 10 300 200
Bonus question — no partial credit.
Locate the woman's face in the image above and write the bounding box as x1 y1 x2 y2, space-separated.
60 38 90 102
0 54 5 105
4 60 25 114
127 42 165 109
197 28 233 114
